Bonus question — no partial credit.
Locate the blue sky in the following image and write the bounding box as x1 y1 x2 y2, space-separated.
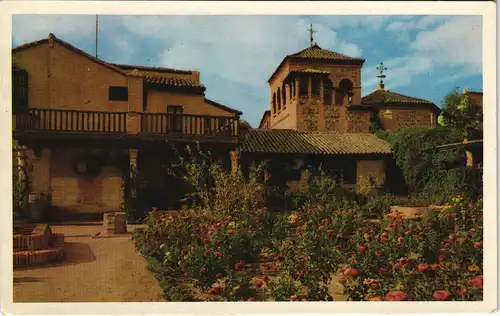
12 15 482 127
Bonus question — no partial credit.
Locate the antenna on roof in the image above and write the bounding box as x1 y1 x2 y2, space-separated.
376 62 387 90
95 15 99 59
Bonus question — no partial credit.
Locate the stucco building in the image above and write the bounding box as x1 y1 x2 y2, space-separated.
12 33 241 219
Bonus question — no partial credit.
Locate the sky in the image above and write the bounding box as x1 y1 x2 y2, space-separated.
12 15 482 127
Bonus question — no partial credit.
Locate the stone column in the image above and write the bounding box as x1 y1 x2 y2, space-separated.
295 79 299 99
230 150 240 177
128 149 139 217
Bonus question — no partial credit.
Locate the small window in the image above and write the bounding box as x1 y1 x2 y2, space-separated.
109 86 128 101
167 105 183 114
277 87 281 111
167 105 183 132
323 79 332 105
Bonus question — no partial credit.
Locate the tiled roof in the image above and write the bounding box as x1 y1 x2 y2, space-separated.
362 89 434 105
292 68 331 75
204 98 242 115
239 129 391 155
289 44 365 62
144 75 204 88
109 63 193 75
269 44 364 83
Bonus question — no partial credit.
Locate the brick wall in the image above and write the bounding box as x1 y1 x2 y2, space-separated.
347 110 371 133
378 107 435 132
356 159 385 194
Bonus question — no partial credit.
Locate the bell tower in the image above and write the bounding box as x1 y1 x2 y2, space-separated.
267 25 365 132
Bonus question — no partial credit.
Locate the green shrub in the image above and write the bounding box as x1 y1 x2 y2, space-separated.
421 167 483 204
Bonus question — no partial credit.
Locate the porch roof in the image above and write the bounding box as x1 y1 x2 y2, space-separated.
239 129 392 156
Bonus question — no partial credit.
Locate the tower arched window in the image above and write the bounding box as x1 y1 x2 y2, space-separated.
323 77 333 105
277 87 281 111
311 76 321 97
282 83 287 106
336 78 353 105
272 93 277 114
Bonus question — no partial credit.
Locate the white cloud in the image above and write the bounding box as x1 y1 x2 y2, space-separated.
120 16 362 87
363 16 482 92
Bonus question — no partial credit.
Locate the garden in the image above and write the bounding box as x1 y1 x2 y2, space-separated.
133 89 483 302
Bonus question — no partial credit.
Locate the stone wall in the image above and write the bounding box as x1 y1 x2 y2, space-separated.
378 107 436 132
347 110 371 133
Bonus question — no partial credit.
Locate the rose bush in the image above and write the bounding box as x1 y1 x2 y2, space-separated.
340 197 483 301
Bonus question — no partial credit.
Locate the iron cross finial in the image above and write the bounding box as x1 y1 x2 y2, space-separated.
307 23 316 47
376 62 387 89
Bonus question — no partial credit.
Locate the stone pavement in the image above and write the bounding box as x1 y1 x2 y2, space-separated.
13 225 164 302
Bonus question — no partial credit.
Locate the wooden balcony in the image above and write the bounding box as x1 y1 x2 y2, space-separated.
13 108 238 143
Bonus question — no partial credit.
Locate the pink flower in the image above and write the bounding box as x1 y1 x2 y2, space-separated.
235 260 245 271
468 275 483 289
385 291 408 301
432 290 451 301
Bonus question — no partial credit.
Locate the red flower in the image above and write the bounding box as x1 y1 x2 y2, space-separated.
455 287 468 296
358 246 367 254
290 295 298 301
468 275 483 289
263 276 270 283
432 290 451 301
474 241 483 249
370 282 380 290
296 226 305 234
392 263 402 271
246 297 255 302
216 273 223 278
417 264 429 273
211 284 222 294
375 250 383 257
263 207 268 212
200 267 206 274
235 260 245 271
254 278 264 288
438 254 445 262
385 291 408 301
327 229 335 234
345 267 359 277
318 225 325 231
379 267 388 274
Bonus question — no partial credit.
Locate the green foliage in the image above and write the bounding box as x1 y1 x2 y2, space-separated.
421 166 483 205
379 127 463 194
292 167 343 210
439 88 483 140
168 143 268 220
369 112 383 133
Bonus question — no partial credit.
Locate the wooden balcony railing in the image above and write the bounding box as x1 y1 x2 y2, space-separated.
140 113 237 137
14 108 127 134
13 108 238 140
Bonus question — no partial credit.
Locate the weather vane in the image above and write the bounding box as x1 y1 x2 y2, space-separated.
376 62 387 89
307 24 316 47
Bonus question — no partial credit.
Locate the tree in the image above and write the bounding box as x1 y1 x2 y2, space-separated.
438 88 483 140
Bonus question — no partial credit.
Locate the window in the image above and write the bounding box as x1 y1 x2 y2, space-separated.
12 66 28 108
342 160 357 185
272 93 277 115
282 84 287 106
336 79 353 106
323 78 332 105
299 77 309 97
277 87 281 111
311 76 321 97
109 86 128 101
167 105 183 132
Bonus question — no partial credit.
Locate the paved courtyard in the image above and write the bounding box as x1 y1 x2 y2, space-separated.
13 224 165 302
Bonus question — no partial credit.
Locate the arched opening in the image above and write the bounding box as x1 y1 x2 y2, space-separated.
282 83 287 106
272 93 277 114
311 76 321 97
299 76 309 97
277 87 282 111
323 77 333 105
336 78 353 105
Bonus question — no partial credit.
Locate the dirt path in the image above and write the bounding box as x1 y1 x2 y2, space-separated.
13 225 165 302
